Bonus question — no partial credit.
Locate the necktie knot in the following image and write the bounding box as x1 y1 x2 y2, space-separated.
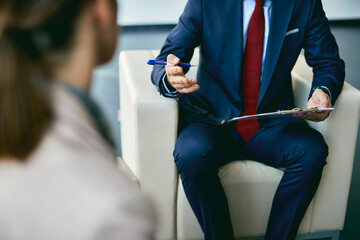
256 0 264 7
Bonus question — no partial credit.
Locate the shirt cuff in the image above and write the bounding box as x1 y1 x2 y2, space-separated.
320 86 332 102
161 74 180 97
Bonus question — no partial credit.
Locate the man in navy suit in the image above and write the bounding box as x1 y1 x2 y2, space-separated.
151 0 345 239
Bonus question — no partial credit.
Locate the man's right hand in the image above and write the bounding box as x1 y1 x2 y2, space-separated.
165 54 200 94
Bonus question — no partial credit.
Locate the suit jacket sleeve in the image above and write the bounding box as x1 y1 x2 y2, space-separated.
151 0 203 97
303 0 345 105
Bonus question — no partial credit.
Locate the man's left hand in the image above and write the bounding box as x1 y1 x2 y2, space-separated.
294 89 332 122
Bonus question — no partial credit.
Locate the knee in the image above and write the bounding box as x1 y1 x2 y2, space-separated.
174 139 217 182
287 131 328 177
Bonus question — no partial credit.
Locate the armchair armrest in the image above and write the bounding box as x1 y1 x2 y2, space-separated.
292 55 360 232
119 50 178 239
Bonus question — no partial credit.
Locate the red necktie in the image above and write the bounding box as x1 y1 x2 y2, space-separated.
236 0 265 141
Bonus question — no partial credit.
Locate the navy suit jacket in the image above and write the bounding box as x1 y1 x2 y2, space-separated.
151 0 345 128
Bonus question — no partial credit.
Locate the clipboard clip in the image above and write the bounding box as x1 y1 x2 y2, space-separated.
279 107 320 114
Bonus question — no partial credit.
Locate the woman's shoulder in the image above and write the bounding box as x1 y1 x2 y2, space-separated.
34 119 130 190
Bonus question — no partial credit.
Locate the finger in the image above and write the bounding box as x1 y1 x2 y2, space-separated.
293 113 307 119
178 84 200 94
318 97 331 108
294 111 330 121
302 112 329 122
309 111 329 118
307 114 326 121
181 77 197 85
321 100 331 108
169 76 189 86
166 67 184 77
167 54 180 65
170 77 197 89
166 66 184 76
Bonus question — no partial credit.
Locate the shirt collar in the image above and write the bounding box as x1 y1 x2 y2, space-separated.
244 0 271 7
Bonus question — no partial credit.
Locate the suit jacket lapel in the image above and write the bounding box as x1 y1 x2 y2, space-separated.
221 0 243 97
238 0 244 97
258 0 295 108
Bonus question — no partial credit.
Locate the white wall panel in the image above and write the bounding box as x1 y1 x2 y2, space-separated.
117 0 187 26
323 0 360 20
117 0 360 26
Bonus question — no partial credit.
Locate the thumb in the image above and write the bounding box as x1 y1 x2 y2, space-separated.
167 54 180 65
320 94 331 108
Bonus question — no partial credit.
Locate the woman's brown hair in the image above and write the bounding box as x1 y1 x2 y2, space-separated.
0 0 91 160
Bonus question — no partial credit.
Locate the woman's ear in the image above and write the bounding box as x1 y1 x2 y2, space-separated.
90 0 118 65
92 0 117 28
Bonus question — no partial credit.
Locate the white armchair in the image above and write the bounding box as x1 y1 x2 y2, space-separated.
119 49 360 240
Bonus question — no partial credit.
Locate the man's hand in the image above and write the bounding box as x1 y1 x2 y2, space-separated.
294 89 332 122
165 54 200 94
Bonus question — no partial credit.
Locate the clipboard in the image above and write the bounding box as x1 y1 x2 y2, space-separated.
228 107 334 122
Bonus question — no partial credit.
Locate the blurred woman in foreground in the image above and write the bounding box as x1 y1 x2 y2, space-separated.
0 0 154 239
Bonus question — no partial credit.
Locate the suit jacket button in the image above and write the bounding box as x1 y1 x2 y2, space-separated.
221 120 226 124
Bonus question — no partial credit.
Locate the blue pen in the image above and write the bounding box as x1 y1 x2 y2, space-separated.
147 59 197 68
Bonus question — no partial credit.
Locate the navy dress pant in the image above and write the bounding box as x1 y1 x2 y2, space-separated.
174 121 328 240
